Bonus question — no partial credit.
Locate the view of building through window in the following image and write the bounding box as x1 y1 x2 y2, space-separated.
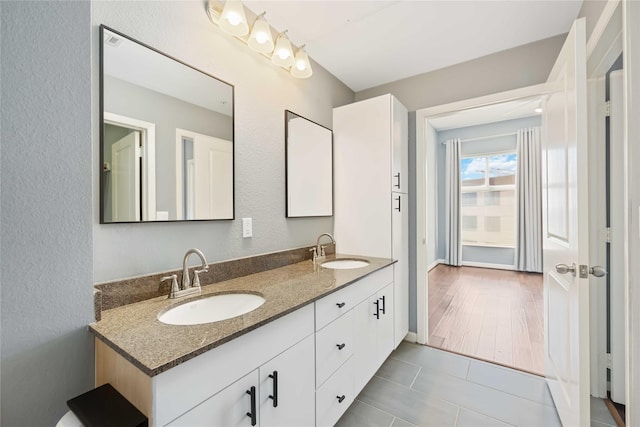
460 153 517 247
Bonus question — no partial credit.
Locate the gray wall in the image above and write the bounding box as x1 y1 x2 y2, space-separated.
356 34 567 112
437 116 541 267
1 2 94 426
93 1 354 282
103 76 233 219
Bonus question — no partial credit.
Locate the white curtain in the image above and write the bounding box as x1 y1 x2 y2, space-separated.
515 127 542 272
445 139 461 266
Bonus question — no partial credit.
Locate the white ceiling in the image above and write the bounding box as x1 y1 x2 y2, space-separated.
243 0 583 92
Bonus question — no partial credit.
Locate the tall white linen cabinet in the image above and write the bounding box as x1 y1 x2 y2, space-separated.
333 94 409 349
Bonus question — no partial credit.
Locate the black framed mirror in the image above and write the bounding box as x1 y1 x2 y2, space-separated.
285 110 333 217
100 25 234 223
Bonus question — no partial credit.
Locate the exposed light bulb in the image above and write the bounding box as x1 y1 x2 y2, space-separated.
248 12 274 54
535 107 543 113
271 31 294 68
291 47 312 78
219 1 249 37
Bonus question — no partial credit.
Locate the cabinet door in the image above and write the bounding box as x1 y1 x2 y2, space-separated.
353 295 379 394
260 335 315 427
391 96 408 194
166 369 259 427
377 283 395 367
392 192 409 347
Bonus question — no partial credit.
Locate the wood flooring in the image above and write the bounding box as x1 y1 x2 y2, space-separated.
427 264 544 376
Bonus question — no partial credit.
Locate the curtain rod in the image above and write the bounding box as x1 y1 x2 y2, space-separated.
441 131 518 144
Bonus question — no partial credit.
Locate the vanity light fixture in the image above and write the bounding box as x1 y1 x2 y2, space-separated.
271 31 295 68
535 107 543 113
291 46 313 78
207 0 313 79
248 12 274 54
219 0 249 36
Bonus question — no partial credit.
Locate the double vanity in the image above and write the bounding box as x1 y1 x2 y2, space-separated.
90 253 401 426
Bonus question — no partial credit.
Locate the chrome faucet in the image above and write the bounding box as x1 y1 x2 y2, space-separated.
314 233 336 261
161 248 209 299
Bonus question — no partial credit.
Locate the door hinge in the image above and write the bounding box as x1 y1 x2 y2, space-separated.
606 353 612 369
604 100 611 117
603 227 612 243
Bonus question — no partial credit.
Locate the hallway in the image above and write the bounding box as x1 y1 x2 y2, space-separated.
428 265 544 375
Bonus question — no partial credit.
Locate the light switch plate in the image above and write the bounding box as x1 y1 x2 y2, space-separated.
242 218 252 238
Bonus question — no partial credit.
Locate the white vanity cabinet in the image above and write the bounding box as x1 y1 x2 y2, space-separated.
333 94 409 348
95 265 397 427
353 282 394 395
313 266 394 426
167 334 316 427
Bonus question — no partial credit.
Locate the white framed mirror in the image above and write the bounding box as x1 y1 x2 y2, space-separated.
285 110 333 217
100 25 234 223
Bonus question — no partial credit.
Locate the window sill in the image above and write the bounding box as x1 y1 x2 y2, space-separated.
462 243 515 249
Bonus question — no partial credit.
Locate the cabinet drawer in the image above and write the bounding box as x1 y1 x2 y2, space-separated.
316 357 354 427
315 266 393 330
315 310 353 387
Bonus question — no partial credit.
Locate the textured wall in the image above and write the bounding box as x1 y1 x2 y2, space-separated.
92 1 354 282
0 2 95 426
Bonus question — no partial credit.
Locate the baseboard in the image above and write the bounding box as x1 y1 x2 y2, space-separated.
460 261 516 271
428 259 445 271
404 332 417 343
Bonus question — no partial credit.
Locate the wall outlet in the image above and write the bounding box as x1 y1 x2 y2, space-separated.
242 218 252 238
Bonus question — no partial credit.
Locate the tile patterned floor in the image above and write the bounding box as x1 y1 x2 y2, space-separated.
337 342 618 427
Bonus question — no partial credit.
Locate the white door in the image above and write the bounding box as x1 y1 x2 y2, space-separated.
542 18 590 426
111 131 140 222
392 192 408 347
191 134 233 220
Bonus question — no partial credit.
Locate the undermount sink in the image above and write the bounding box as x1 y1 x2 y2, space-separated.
158 293 265 326
321 259 370 269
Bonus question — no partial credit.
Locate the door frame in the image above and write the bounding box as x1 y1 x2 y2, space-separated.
415 82 548 345
103 112 157 221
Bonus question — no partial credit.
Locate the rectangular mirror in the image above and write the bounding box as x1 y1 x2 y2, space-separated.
285 110 333 217
100 25 234 223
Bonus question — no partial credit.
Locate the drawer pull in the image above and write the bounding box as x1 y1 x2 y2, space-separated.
336 343 346 350
337 395 346 403
246 386 257 426
268 371 278 408
373 299 380 319
336 302 346 308
379 295 386 314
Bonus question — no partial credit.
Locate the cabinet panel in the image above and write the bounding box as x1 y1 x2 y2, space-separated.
334 95 392 258
391 96 409 194
166 369 259 427
377 283 395 366
316 310 354 387
260 335 315 427
392 192 409 347
353 295 379 394
316 357 354 427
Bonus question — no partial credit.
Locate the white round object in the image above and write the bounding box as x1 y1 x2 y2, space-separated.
55 411 83 427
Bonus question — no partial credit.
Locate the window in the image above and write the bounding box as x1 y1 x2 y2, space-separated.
460 153 516 247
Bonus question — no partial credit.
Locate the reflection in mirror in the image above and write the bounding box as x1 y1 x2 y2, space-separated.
285 110 333 217
100 25 234 223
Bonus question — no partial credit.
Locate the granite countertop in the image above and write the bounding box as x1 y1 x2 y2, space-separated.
89 254 395 377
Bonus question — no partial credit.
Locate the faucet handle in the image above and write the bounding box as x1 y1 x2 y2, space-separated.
161 274 179 298
309 247 318 262
193 268 208 289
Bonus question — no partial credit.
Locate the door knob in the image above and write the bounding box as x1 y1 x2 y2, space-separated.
555 263 576 276
589 266 607 277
